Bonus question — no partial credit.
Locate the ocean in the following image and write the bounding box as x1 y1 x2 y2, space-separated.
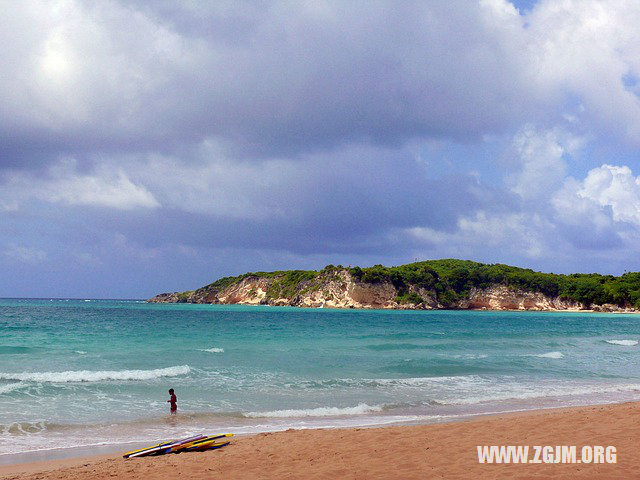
1 299 640 459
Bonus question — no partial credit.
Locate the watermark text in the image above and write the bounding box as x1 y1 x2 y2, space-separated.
477 445 617 464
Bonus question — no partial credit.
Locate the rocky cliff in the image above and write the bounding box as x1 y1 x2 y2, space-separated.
149 269 423 309
148 266 635 312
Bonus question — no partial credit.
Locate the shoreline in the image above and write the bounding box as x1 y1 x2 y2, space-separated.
2 401 639 479
0 397 633 467
148 301 640 314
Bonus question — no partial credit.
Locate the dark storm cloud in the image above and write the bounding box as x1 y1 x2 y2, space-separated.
0 0 532 169
155 0 530 157
18 145 516 258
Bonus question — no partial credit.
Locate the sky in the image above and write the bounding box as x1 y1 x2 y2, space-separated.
2 0 640 298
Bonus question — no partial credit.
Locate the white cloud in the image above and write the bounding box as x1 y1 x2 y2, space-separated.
551 163 640 234
577 164 640 225
45 170 160 210
457 212 549 258
525 0 640 144
552 177 614 231
0 159 159 210
547 164 640 251
407 211 552 259
0 0 191 133
508 125 579 200
140 151 294 220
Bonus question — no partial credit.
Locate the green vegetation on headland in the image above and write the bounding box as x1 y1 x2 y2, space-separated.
151 259 640 310
346 259 640 308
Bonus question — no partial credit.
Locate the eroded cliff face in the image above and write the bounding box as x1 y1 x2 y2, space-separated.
291 271 439 309
457 285 584 311
217 277 271 305
149 270 432 309
147 270 618 311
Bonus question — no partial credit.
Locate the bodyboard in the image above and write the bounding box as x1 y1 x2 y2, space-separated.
126 434 206 458
168 433 233 454
183 439 231 452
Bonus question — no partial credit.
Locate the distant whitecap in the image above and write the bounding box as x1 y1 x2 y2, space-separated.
605 340 638 346
526 351 564 359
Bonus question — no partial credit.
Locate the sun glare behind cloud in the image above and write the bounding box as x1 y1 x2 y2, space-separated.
40 34 71 80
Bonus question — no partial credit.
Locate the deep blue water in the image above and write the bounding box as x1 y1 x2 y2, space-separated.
1 299 639 455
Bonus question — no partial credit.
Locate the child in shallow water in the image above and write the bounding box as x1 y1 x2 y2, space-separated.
167 388 177 414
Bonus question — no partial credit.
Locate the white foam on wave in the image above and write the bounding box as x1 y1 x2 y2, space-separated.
376 375 487 387
0 382 24 394
199 348 224 353
527 351 564 359
0 365 190 383
245 403 383 418
605 340 638 346
444 381 640 405
74 350 87 355
289 375 490 392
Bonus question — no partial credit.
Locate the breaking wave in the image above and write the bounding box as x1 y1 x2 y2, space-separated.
245 403 383 418
0 365 191 383
0 382 25 394
605 340 638 346
0 421 66 435
528 352 564 359
199 348 224 353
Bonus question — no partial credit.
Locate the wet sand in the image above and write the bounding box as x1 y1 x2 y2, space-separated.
1 402 638 479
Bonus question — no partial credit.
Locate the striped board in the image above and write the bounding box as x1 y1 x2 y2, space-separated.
169 434 234 454
123 440 174 459
182 439 231 452
123 433 233 458
124 435 206 458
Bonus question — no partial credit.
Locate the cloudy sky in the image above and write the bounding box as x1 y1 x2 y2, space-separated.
2 0 640 298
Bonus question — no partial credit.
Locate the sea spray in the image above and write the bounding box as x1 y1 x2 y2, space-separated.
0 365 191 383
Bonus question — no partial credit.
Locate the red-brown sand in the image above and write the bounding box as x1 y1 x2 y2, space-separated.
1 402 638 479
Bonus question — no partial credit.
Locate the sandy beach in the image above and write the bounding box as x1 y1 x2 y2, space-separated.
1 402 638 479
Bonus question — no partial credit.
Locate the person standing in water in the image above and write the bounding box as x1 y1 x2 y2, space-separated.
167 388 177 414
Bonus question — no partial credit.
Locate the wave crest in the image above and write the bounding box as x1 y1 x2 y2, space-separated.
245 403 383 418
199 348 224 353
0 382 25 394
0 365 190 383
605 340 638 346
526 351 564 359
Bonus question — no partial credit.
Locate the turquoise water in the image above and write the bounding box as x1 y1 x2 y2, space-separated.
1 299 640 456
